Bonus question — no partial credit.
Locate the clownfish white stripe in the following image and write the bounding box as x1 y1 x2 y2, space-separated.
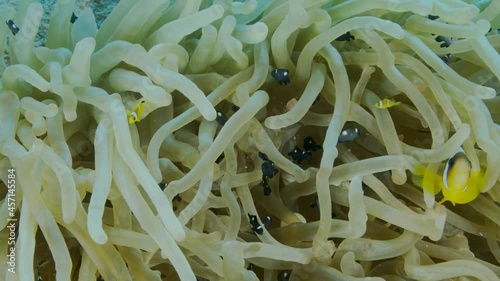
442 147 469 190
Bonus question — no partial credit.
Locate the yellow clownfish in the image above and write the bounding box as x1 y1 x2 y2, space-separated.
439 148 483 205
126 101 145 124
375 98 401 109
414 148 484 205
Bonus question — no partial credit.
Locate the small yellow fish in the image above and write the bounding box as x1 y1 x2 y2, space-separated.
126 101 145 124
439 148 482 205
413 148 483 205
375 98 401 109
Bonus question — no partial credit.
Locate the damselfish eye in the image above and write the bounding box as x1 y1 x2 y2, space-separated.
248 213 264 234
260 153 279 178
271 69 290 85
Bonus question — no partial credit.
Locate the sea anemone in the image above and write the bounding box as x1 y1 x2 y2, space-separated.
1 0 500 280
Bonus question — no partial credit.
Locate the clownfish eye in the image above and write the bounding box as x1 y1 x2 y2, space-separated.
271 69 290 85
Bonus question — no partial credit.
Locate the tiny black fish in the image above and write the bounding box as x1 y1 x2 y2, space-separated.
216 111 228 125
261 160 278 178
303 136 321 152
428 15 439 20
261 160 279 178
248 213 259 225
6 19 19 36
258 152 269 161
262 215 272 227
271 69 290 85
248 213 263 234
262 177 271 196
71 12 78 24
247 263 254 270
288 146 311 164
338 127 361 143
335 31 354 42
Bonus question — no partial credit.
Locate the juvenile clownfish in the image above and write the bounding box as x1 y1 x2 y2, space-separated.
375 98 401 109
6 19 20 36
439 148 483 205
413 148 484 205
126 101 145 124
